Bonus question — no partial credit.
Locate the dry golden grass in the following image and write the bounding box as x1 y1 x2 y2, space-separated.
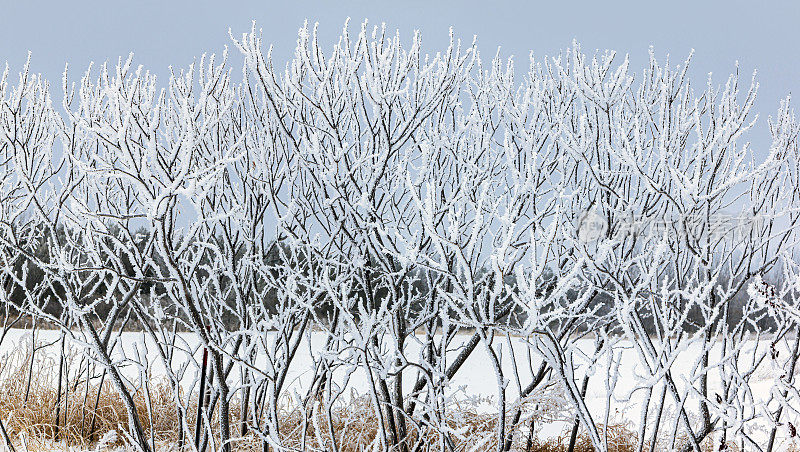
0 342 613 452
0 341 191 450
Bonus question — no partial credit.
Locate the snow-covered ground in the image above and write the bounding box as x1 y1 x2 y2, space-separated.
1 328 798 448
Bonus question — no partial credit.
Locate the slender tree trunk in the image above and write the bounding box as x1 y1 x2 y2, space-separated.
647 385 667 452
241 369 251 437
24 321 36 404
89 369 106 442
766 329 800 452
567 372 592 452
53 331 65 442
0 415 15 452
524 416 535 452
82 317 152 452
195 345 209 451
212 350 232 452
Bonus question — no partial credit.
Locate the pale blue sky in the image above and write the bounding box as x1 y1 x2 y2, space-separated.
1 0 798 151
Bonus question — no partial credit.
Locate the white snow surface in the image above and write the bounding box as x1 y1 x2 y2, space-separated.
2 328 798 448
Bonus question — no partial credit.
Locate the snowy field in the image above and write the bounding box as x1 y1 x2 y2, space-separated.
2 328 798 448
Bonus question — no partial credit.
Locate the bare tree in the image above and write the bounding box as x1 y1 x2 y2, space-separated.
2 21 800 452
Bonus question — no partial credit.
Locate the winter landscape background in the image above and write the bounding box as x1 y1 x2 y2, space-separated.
2 2 800 452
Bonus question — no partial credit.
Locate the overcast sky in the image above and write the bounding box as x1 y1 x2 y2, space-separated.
1 0 799 151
